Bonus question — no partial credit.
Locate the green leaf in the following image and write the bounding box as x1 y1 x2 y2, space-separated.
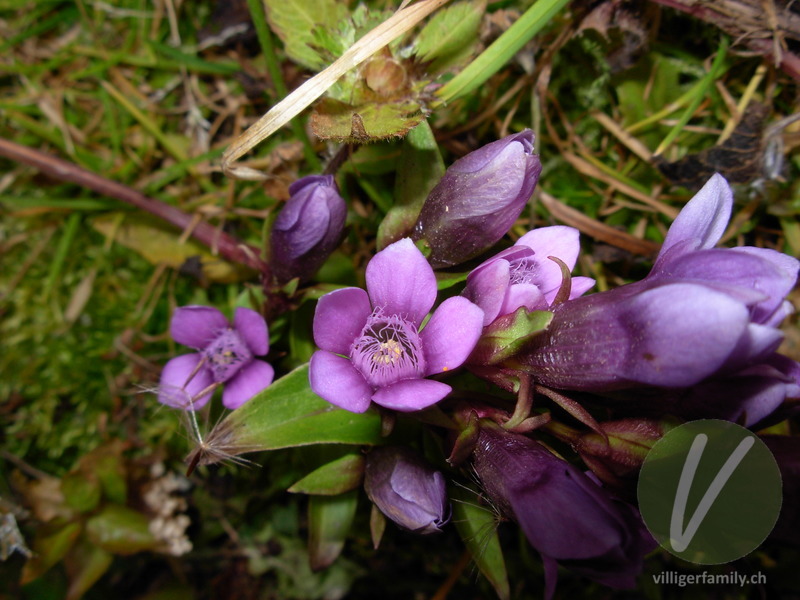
264 0 348 70
20 522 83 584
309 98 425 143
308 491 358 571
451 486 509 600
85 505 160 555
64 538 113 600
192 364 383 468
414 0 485 73
288 452 365 495
61 472 101 514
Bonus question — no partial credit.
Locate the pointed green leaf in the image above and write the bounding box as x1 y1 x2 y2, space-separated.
191 364 383 468
288 453 365 495
263 0 348 70
85 505 160 555
450 486 509 600
308 491 358 571
414 0 485 73
64 538 113 600
20 522 82 584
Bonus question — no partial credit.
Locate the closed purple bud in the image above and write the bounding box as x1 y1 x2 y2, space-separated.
471 422 655 596
412 130 542 268
364 446 449 534
270 175 346 283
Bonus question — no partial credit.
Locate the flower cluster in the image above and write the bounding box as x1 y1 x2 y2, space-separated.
156 130 799 598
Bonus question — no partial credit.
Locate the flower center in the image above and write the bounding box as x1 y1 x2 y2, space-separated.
350 312 426 388
508 256 538 285
204 328 253 383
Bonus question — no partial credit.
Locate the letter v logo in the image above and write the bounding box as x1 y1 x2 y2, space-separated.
638 420 782 564
668 433 754 552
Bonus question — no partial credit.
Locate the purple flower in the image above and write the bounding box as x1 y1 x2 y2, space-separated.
513 174 800 395
158 306 274 410
309 238 484 413
411 130 542 268
364 446 449 534
270 175 347 283
463 226 595 326
471 422 655 597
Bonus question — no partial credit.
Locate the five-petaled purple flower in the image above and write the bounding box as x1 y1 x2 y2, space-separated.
463 226 596 326
309 238 484 413
514 174 800 423
158 306 274 410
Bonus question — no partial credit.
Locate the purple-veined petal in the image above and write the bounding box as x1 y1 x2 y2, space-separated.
313 287 372 355
233 307 269 356
569 276 596 299
222 359 274 409
158 353 214 410
463 258 511 326
421 296 484 376
500 283 546 316
170 306 229 349
516 226 582 270
366 238 437 327
309 350 373 413
656 173 732 263
371 378 452 411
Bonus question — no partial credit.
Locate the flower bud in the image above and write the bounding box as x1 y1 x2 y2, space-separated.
270 175 346 283
412 130 542 268
364 446 449 534
471 422 655 595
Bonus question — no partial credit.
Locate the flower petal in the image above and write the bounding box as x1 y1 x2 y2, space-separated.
158 353 214 410
222 359 274 409
309 350 373 413
516 226 581 270
621 283 750 387
421 297 485 376
372 378 452 411
170 306 229 349
366 238 437 327
656 173 732 264
499 283 546 316
569 276 596 299
463 258 511 326
313 287 372 355
234 307 269 356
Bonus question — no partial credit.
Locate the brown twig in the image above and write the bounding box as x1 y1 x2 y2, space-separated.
0 137 268 274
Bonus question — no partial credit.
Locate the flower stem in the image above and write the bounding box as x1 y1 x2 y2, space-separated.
0 137 268 274
503 373 533 430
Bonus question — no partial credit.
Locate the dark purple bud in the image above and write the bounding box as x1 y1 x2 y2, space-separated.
270 175 346 283
471 422 655 596
364 446 449 534
412 130 542 268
